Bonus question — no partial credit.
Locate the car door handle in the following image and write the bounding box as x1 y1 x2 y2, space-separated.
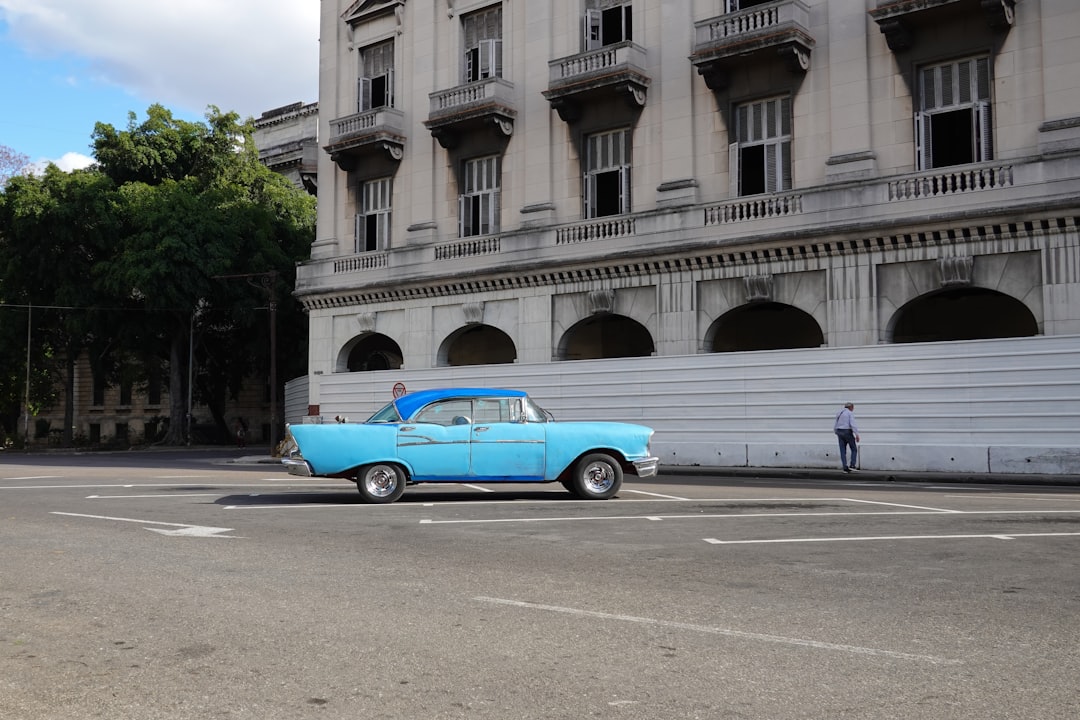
400 426 415 432
473 426 489 433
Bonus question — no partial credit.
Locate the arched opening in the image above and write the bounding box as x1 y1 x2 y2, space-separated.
439 325 517 366
558 314 654 360
344 333 404 372
708 302 823 352
889 287 1038 343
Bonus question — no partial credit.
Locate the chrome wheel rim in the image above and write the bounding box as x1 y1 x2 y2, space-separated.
582 461 615 494
364 465 399 498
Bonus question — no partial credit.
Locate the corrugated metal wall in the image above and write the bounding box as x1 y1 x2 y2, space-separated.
285 335 1080 474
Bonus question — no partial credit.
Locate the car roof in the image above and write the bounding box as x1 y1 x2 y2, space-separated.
393 388 527 420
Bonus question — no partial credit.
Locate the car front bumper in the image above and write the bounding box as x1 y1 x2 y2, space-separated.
633 456 660 477
282 455 313 477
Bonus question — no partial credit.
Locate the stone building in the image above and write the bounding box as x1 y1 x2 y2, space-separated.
289 0 1080 471
253 101 320 195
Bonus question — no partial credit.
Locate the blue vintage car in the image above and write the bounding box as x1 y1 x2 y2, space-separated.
282 388 658 503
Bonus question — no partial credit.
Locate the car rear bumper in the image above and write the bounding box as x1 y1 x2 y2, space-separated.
282 456 313 477
633 456 660 478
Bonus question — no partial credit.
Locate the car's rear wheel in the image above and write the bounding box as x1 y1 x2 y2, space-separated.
356 463 406 503
570 453 623 500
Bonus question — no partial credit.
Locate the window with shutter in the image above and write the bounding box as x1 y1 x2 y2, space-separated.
460 156 501 237
357 178 392 252
359 40 394 112
584 128 631 218
583 3 631 50
463 5 502 83
734 96 792 196
916 56 993 170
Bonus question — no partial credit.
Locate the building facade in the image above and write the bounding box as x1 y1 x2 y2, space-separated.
292 0 1080 471
253 101 321 195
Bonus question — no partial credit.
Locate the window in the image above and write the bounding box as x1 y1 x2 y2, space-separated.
356 177 392 252
733 96 791 196
584 2 632 50
463 5 502 83
459 156 500 237
92 371 106 406
916 56 992 170
414 399 474 426
584 128 631 218
725 0 773 11
359 40 394 112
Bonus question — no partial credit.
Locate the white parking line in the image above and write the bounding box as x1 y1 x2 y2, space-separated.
2 476 61 481
474 596 959 665
87 493 224 499
842 498 962 513
622 489 690 500
704 532 1080 545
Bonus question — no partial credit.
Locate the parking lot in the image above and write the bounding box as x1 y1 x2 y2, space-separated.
2 450 1079 719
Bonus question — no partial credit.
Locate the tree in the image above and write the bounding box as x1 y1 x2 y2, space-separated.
92 105 315 445
0 144 29 187
0 166 119 444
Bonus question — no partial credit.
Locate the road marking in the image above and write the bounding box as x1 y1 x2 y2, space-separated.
622 489 690 500
474 597 959 665
2 475 61 481
461 483 495 492
2 482 339 491
87 493 222 499
704 532 1080 545
50 511 240 538
842 498 962 513
945 494 1080 502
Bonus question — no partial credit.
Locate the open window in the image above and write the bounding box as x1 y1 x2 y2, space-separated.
732 96 791 196
916 56 992 170
584 128 631 218
584 2 632 51
463 5 503 83
358 40 394 112
355 177 392 252
459 155 501 237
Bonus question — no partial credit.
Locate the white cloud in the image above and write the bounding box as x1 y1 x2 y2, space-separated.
0 0 319 120
24 152 95 175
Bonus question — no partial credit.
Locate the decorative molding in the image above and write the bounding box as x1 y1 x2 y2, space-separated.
744 275 773 303
356 312 377 333
938 256 974 287
588 290 615 316
462 302 485 325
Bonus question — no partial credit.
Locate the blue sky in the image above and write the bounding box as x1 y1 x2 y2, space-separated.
0 0 319 171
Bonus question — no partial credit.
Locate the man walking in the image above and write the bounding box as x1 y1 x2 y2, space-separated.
834 402 860 472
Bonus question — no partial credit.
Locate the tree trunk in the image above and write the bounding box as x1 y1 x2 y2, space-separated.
63 352 75 445
163 327 187 445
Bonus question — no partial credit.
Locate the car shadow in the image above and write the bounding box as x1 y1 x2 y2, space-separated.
215 487 582 507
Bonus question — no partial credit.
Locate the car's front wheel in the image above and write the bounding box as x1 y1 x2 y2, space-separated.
356 463 406 503
570 453 623 500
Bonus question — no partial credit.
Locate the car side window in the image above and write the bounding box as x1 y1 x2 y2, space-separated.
473 398 509 424
413 399 473 426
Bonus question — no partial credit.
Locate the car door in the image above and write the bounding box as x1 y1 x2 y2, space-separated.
396 399 472 481
468 397 546 481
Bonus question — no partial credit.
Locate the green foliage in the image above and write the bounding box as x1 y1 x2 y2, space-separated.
0 104 316 445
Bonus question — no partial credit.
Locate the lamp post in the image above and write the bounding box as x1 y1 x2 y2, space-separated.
213 271 279 450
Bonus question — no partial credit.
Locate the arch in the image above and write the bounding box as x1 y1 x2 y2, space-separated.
340 333 404 372
707 302 824 352
888 287 1038 343
557 314 654 360
437 324 517 367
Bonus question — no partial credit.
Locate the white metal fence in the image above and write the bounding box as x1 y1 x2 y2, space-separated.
285 335 1080 475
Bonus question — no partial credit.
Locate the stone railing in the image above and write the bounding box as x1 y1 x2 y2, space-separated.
555 217 636 244
695 0 809 45
328 107 405 140
434 236 502 261
704 193 803 226
333 252 388 274
429 77 514 115
887 164 1014 201
548 41 647 84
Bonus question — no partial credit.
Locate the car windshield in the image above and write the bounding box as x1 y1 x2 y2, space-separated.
366 401 403 423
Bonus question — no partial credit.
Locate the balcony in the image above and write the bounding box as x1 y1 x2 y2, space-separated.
542 41 650 123
869 0 1016 53
423 77 516 150
691 0 814 92
324 107 406 171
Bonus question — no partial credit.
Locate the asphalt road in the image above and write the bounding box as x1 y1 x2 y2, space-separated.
2 450 1078 719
